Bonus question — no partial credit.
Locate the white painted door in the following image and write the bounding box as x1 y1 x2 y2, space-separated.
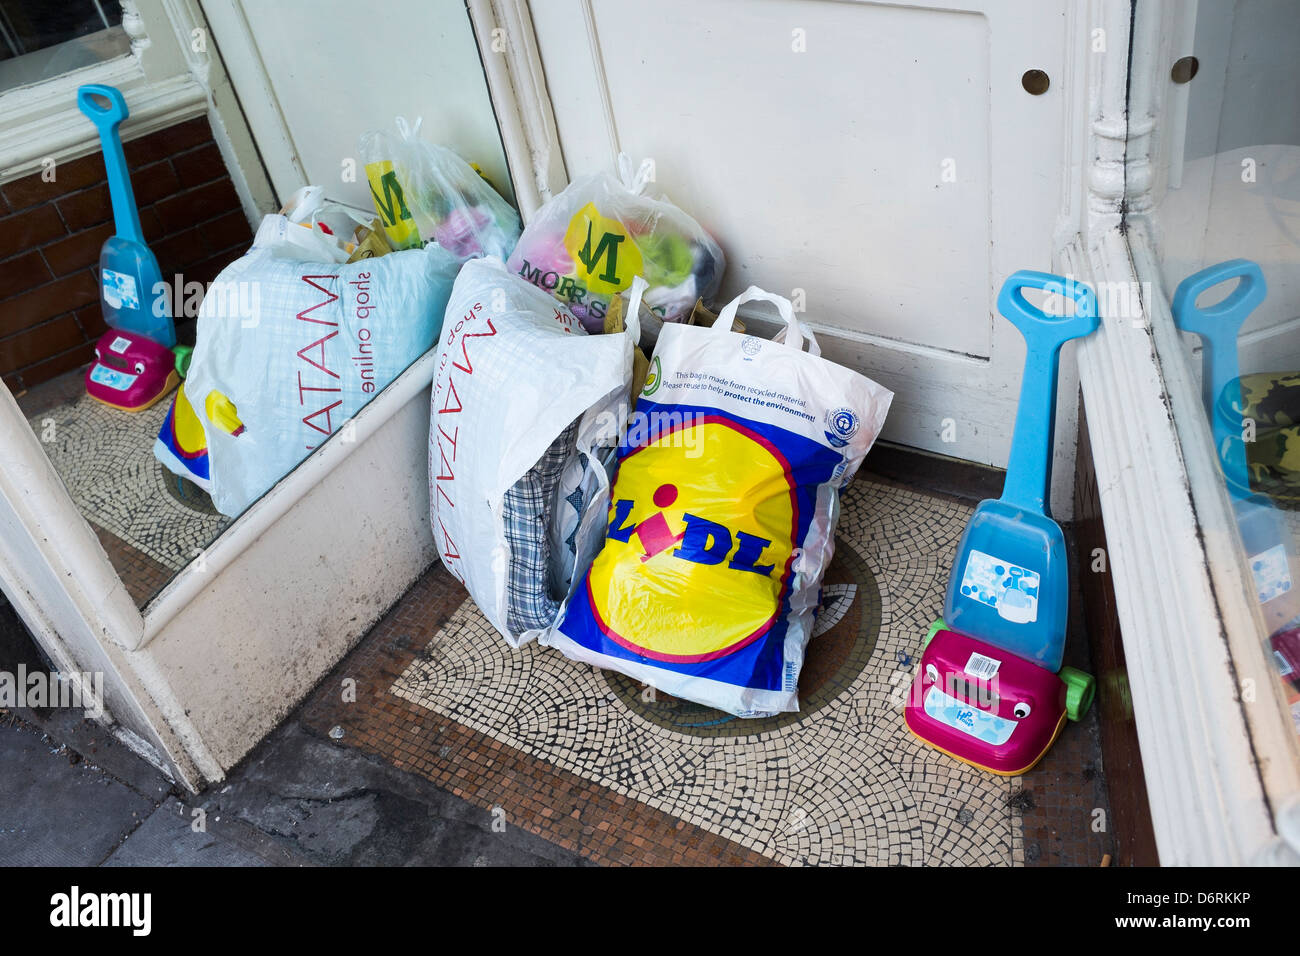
201 0 514 209
516 0 1074 467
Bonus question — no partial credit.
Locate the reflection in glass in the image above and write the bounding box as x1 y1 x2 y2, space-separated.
1139 0 1300 738
0 1 129 91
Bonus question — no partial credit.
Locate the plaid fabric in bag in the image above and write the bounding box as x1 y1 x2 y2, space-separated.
504 419 579 634
430 258 636 648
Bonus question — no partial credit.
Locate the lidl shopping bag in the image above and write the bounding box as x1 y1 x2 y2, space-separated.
184 215 461 516
430 258 639 647
547 287 894 716
506 154 724 332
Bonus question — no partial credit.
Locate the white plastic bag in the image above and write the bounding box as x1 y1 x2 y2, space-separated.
184 214 461 517
506 154 725 331
548 287 894 716
430 258 638 647
360 117 520 261
261 186 373 263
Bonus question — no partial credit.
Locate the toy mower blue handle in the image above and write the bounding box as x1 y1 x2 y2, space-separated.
77 84 144 246
1171 260 1268 501
997 270 1099 515
1170 259 1266 415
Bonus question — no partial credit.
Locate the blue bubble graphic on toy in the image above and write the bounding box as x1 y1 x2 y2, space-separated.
957 549 1040 624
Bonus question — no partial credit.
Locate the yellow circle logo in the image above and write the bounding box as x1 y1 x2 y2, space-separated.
562 202 643 296
588 416 797 661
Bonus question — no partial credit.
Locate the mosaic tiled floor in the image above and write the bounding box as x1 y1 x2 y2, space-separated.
28 392 228 605
300 475 1115 866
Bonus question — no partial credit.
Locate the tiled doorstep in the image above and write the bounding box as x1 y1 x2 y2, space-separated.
299 477 1110 865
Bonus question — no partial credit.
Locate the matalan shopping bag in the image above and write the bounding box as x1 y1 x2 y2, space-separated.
185 216 461 516
430 258 638 647
547 287 893 716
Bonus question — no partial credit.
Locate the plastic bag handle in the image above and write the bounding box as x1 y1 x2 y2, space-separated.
616 153 655 196
714 286 817 354
773 322 823 357
394 116 423 141
624 275 647 344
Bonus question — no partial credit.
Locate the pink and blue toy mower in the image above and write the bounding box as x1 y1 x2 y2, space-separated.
1172 259 1299 632
905 270 1098 775
78 84 186 413
77 84 174 348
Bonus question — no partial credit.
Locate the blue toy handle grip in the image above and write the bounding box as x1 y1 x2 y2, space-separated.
77 84 143 245
1171 260 1267 501
1170 259 1266 413
77 84 129 125
997 270 1099 515
996 270 1099 349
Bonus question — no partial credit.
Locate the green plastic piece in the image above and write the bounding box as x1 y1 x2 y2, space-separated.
922 618 946 650
173 344 193 379
638 232 694 287
1060 666 1095 721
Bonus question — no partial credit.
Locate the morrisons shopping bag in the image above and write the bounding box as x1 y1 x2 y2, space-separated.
360 117 520 261
430 258 640 647
547 287 893 716
506 154 724 331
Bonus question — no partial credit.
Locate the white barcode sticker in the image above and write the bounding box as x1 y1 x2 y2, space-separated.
964 652 1001 680
109 336 132 354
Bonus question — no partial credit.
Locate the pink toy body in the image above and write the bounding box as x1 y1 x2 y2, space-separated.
85 329 178 412
904 627 1068 775
1271 625 1300 691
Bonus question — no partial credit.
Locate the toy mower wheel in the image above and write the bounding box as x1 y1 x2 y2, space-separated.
1060 666 1095 721
923 619 946 651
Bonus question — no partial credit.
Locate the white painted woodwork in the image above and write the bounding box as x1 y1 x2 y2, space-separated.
201 0 514 209
523 0 1074 477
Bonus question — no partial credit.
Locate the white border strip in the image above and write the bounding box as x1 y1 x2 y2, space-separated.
138 349 440 647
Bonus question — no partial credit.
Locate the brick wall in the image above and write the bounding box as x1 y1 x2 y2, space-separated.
0 116 254 394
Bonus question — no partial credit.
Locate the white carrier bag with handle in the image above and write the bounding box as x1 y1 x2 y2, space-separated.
185 213 461 518
549 287 894 717
430 257 640 647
